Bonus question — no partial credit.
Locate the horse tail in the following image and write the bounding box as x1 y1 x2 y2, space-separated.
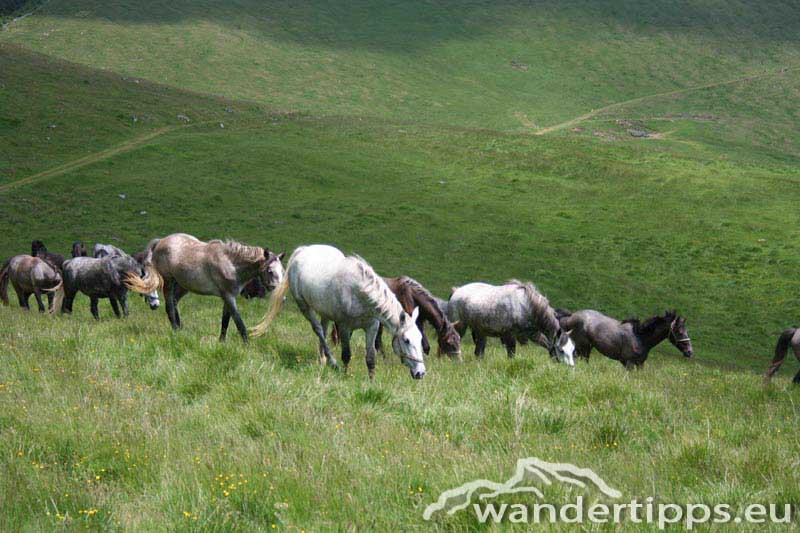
250 246 303 337
124 238 163 294
765 327 798 380
0 258 10 306
46 276 64 315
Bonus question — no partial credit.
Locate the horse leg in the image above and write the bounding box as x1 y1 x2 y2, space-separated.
365 321 380 380
338 325 353 371
501 333 516 358
472 331 487 358
120 292 129 318
221 293 248 343
793 344 800 384
298 302 337 368
63 289 76 314
173 285 188 328
46 291 54 311
219 306 231 341
109 297 121 318
164 280 178 329
418 319 431 356
320 319 331 364
90 297 100 320
15 288 29 310
34 290 45 313
375 322 386 358
455 322 468 337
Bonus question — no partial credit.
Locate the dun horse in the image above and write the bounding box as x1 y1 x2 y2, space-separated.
764 327 800 384
447 280 575 365
125 233 285 341
251 245 427 380
0 255 63 312
558 309 693 368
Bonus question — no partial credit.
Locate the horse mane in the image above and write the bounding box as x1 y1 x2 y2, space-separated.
398 276 449 328
622 311 674 335
216 240 264 265
352 256 405 329
507 279 559 337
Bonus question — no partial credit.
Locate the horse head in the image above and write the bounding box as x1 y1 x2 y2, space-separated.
258 249 286 291
392 307 426 379
666 311 693 357
548 328 576 366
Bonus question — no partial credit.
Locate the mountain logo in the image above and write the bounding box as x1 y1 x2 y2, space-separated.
423 457 622 520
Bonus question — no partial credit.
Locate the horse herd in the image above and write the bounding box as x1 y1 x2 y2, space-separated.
1 232 796 382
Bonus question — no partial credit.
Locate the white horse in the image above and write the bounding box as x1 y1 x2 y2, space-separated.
251 245 426 380
448 280 576 365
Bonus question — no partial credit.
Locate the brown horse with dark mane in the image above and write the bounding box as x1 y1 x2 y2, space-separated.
375 276 461 358
558 309 693 368
764 327 800 384
1 254 63 312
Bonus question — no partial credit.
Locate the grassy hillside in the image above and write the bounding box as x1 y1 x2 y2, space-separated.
3 0 800 132
2 0 800 530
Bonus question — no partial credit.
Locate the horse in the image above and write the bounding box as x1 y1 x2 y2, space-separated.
374 276 461 358
240 276 266 299
31 240 66 271
764 327 800 384
71 241 88 257
96 243 159 310
125 233 285 342
250 245 427 380
58 253 143 319
447 280 575 365
557 309 693 368
0 255 63 312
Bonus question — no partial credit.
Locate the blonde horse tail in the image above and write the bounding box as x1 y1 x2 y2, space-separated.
765 327 798 381
0 259 10 306
125 238 163 294
250 246 303 337
47 277 64 315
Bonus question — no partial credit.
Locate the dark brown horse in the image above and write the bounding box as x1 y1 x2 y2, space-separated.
31 240 66 271
558 309 693 368
764 327 800 384
71 241 88 258
375 276 461 358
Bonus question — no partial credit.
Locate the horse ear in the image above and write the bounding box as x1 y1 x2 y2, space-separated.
410 306 420 322
451 286 458 295
263 247 270 257
451 320 461 329
278 251 286 261
399 312 407 325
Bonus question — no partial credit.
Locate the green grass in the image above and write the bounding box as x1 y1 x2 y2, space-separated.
2 0 800 530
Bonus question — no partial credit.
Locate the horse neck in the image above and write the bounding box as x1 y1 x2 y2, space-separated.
403 281 447 331
356 265 405 334
636 318 671 351
521 284 559 339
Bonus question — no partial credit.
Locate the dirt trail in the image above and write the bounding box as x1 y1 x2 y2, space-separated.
534 66 800 136
0 126 177 193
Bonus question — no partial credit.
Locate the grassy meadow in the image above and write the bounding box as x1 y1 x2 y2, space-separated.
2 0 800 530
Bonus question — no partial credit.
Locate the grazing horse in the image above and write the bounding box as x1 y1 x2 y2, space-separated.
125 233 285 342
31 240 66 271
71 241 88 258
558 309 693 368
374 276 461 358
59 253 142 319
0 255 63 312
447 281 575 365
131 250 160 309
251 245 427 380
764 327 800 384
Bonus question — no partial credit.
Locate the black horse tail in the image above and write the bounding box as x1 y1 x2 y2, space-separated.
765 327 798 381
0 258 10 306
